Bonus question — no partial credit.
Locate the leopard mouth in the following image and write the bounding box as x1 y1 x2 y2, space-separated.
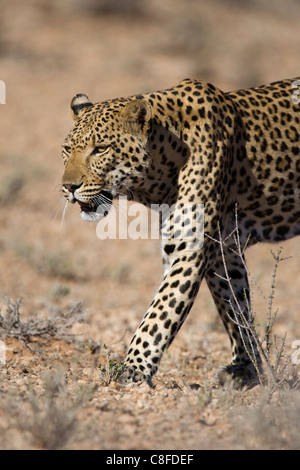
78 190 113 221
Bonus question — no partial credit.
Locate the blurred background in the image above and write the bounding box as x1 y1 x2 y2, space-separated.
0 0 299 349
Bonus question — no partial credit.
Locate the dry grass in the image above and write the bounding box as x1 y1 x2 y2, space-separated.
0 296 85 351
229 389 300 449
210 212 300 394
0 366 95 450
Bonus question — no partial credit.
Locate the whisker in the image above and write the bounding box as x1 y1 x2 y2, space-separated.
89 196 112 217
60 200 69 234
54 183 63 192
91 195 111 208
121 182 135 201
50 183 67 221
126 186 134 201
99 193 113 204
50 197 66 223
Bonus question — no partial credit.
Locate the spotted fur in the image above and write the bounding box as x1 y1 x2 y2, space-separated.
61 78 300 387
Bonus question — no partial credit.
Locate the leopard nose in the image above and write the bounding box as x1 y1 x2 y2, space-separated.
63 183 82 193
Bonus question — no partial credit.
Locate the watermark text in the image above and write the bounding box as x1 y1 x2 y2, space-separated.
0 80 6 104
0 340 6 365
292 80 300 105
96 198 204 250
292 339 300 365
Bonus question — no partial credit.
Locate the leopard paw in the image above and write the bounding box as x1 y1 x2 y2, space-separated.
116 366 153 387
216 362 262 389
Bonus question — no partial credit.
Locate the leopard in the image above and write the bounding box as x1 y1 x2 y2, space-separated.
61 77 300 387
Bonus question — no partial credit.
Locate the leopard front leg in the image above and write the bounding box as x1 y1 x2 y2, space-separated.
118 246 204 385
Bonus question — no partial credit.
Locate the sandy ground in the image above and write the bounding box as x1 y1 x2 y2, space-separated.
0 0 300 450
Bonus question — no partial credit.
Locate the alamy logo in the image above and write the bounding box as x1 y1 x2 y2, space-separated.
0 80 6 104
292 340 300 365
0 340 6 365
292 80 300 105
96 198 204 250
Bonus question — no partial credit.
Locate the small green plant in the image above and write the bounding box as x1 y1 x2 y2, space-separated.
100 344 126 385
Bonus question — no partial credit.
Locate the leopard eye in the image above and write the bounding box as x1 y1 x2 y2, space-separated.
91 145 109 155
62 145 72 164
63 145 71 153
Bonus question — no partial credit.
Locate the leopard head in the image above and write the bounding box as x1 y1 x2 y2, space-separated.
62 94 152 221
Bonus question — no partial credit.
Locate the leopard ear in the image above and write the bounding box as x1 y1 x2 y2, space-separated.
121 99 151 135
70 94 93 121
